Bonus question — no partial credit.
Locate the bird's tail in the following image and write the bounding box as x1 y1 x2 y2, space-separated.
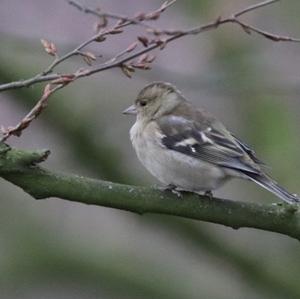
247 173 299 204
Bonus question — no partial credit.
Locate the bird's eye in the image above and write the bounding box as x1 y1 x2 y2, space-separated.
139 100 147 107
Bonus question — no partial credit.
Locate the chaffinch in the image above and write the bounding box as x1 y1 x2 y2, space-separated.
123 81 299 204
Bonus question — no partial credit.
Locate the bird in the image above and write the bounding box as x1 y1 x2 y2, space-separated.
123 81 299 204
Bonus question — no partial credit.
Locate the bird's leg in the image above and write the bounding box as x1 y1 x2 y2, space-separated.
204 190 213 199
158 184 182 198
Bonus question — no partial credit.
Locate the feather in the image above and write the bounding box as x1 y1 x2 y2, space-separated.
157 113 261 175
232 134 266 165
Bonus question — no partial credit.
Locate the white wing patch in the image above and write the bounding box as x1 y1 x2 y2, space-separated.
155 130 167 139
200 131 213 144
175 137 198 147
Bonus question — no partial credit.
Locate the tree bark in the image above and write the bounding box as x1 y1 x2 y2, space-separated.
1 143 299 241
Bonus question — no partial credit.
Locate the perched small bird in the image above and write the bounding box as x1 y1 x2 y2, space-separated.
123 81 299 204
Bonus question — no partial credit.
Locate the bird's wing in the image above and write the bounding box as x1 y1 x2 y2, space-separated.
232 134 265 165
157 114 261 174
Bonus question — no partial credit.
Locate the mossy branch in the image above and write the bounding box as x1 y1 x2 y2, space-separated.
1 143 300 241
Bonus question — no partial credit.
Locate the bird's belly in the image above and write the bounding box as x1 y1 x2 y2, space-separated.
134 139 228 191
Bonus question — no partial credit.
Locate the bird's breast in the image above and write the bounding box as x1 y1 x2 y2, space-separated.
129 120 228 191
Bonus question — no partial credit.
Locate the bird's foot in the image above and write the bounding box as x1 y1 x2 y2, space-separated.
158 184 183 198
204 190 213 199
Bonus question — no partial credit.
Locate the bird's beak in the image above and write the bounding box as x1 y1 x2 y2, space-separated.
122 104 137 115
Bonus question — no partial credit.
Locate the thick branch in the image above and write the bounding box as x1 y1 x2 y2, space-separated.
0 144 299 241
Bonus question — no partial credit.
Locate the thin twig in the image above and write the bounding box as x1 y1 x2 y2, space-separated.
0 84 64 142
1 0 300 142
0 74 59 91
67 0 175 30
42 34 98 75
233 0 279 18
231 19 300 42
0 1 175 92
0 0 298 93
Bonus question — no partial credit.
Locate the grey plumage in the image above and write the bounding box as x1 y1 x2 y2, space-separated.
124 81 299 204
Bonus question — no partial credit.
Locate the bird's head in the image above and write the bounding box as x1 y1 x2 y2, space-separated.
123 82 184 120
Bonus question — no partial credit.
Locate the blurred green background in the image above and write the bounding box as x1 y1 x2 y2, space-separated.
1 0 300 298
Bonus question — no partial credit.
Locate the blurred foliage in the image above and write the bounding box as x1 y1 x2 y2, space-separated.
178 0 215 17
245 97 300 182
212 34 300 187
0 205 191 299
144 217 300 299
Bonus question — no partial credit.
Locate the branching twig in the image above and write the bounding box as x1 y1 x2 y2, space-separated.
1 0 300 142
0 0 298 94
0 84 64 142
67 0 176 30
0 1 174 93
